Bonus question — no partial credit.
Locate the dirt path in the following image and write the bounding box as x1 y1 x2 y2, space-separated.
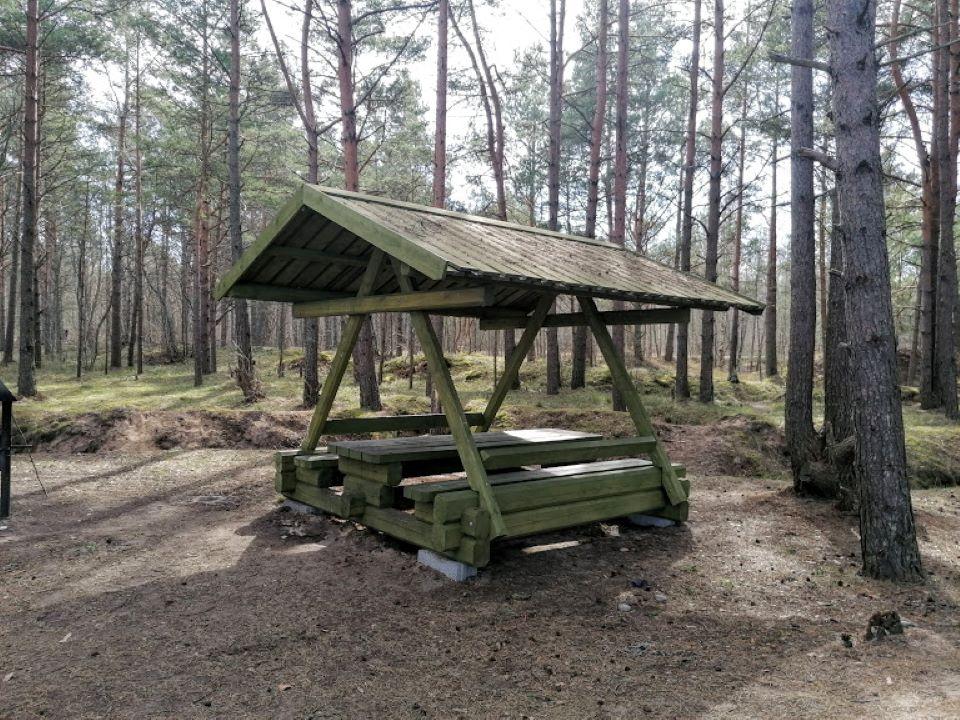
1 451 958 719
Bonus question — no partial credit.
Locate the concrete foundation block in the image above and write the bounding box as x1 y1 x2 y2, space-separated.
628 513 676 528
417 549 478 582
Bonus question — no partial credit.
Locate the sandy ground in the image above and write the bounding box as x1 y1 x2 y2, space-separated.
0 450 958 720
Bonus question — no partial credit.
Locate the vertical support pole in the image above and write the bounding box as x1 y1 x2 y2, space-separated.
395 262 507 537
480 294 555 431
578 295 686 505
1 399 11 519
301 249 384 453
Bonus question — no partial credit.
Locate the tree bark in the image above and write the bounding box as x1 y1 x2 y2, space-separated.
765 119 779 377
546 0 565 396
110 52 128 371
337 0 381 410
229 0 259 402
609 0 629 411
728 90 746 383
128 37 144 375
827 0 922 582
18 0 39 396
3 168 20 366
699 0 724 403
935 0 958 417
675 0 701 401
574 0 608 389
786 0 818 488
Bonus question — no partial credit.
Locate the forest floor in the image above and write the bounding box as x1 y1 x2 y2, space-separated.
1 451 958 719
1 351 959 718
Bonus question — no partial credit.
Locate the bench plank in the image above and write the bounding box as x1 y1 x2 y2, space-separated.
480 436 657 470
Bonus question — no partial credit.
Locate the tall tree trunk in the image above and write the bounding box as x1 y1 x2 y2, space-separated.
675 0 701 400
889 0 932 391
337 0 381 410
824 189 855 510
76 182 90 379
574 0 608 389
765 116 779 377
728 91 747 383
17 0 39 396
786 0 818 487
665 143 684 365
827 0 922 582
128 38 144 376
110 53 128 371
935 0 959 417
699 0 724 403
427 0 449 409
546 0 565 396
229 0 259 401
921 9 942 408
609 0 629 411
4 169 20 366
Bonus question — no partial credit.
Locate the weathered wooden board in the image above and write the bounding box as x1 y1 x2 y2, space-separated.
321 412 484 435
479 307 691 331
292 287 493 318
286 483 364 517
403 458 663 502
328 428 599 464
501 489 667 537
479 436 657 470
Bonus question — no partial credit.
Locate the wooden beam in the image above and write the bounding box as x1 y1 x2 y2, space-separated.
292 287 493 319
480 294 555 431
301 250 385 453
479 436 657 470
227 283 350 303
395 261 508 538
268 245 368 267
322 412 484 434
577 295 687 506
479 307 690 331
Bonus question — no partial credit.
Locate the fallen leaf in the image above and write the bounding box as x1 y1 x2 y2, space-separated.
278 684 292 692
3 672 13 682
59 632 72 643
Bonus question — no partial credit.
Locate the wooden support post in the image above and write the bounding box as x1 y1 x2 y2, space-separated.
394 261 508 538
479 294 555 431
301 249 385 453
577 295 687 505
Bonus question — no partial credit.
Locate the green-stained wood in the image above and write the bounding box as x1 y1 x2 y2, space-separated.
403 458 676 502
268 245 368 267
214 185 306 300
338 457 403 485
275 469 297 493
432 464 669 522
480 294 555 431
395 260 507 538
502 488 667 537
577 295 686 505
302 185 449 280
301 250 385 453
323 412 485 435
292 287 493 319
461 508 491 539
343 475 399 507
228 283 350 303
479 307 691 331
361 507 446 551
451 536 490 567
286 483 365 517
294 453 339 470
479 436 657 470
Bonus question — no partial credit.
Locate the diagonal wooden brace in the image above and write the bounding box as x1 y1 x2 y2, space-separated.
301 250 385 453
577 295 687 505
480 294 555 431
394 261 508 538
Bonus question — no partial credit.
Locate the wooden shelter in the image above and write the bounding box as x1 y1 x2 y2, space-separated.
216 184 764 567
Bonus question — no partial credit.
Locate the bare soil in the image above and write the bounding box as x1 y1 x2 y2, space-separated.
1 451 958 719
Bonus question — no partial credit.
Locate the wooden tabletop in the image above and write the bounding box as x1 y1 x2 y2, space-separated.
327 428 600 464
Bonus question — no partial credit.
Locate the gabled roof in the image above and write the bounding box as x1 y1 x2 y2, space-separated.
215 184 764 315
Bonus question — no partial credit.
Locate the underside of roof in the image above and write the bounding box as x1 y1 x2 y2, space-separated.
215 184 765 316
